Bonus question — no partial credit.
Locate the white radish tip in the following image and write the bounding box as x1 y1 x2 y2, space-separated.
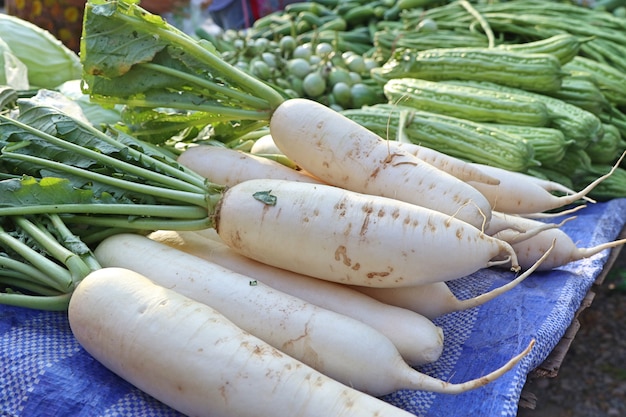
523 339 536 355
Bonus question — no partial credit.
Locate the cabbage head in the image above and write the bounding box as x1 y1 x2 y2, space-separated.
0 37 29 90
0 14 82 89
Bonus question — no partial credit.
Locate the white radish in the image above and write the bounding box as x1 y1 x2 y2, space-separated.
216 178 519 287
485 210 567 239
467 154 624 214
177 145 323 187
155 227 548 322
389 141 500 185
68 268 419 417
95 233 447 394
148 228 445 366
353 237 555 319
249 132 500 185
492 215 626 270
71 267 535 401
250 133 282 154
269 98 493 230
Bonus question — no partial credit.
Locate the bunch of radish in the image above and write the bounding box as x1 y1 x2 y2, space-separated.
82 77 605 417
26 1 621 416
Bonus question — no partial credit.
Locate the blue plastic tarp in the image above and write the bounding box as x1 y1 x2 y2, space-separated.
2 198 626 417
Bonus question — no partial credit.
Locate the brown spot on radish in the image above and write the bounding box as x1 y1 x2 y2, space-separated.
377 208 385 217
392 209 400 219
351 263 361 271
456 228 464 240
360 203 373 235
367 270 391 279
219 384 228 401
334 245 352 266
226 230 243 250
370 165 380 179
334 200 347 217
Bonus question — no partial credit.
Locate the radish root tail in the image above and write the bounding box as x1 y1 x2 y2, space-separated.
459 238 556 310
421 338 536 394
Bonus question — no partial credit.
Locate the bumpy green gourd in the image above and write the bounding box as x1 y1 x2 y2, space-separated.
563 56 626 106
342 104 539 172
547 73 611 116
383 78 550 127
371 47 565 93
496 33 586 65
483 124 572 166
585 124 624 165
443 80 604 150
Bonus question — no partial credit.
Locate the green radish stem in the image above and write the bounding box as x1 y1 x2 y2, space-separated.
0 214 100 310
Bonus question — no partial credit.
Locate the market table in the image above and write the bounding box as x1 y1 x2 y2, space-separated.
2 198 625 417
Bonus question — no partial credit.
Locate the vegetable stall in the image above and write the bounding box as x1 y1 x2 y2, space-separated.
1 0 626 416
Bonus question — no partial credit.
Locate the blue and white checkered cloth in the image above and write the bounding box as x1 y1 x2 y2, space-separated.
2 199 626 417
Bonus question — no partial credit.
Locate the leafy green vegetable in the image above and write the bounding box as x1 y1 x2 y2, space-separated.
56 80 124 127
0 99 223 232
0 14 82 89
80 0 285 141
0 213 100 310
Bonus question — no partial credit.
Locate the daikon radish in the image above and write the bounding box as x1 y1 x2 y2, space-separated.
68 268 418 417
95 234 521 396
71 267 536 402
216 178 520 287
94 233 445 393
153 227 547 322
269 98 493 230
353 238 555 319
389 141 500 185
177 145 323 187
148 228 445 366
492 215 626 270
250 133 282 154
485 211 567 239
467 154 624 214
248 133 500 185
